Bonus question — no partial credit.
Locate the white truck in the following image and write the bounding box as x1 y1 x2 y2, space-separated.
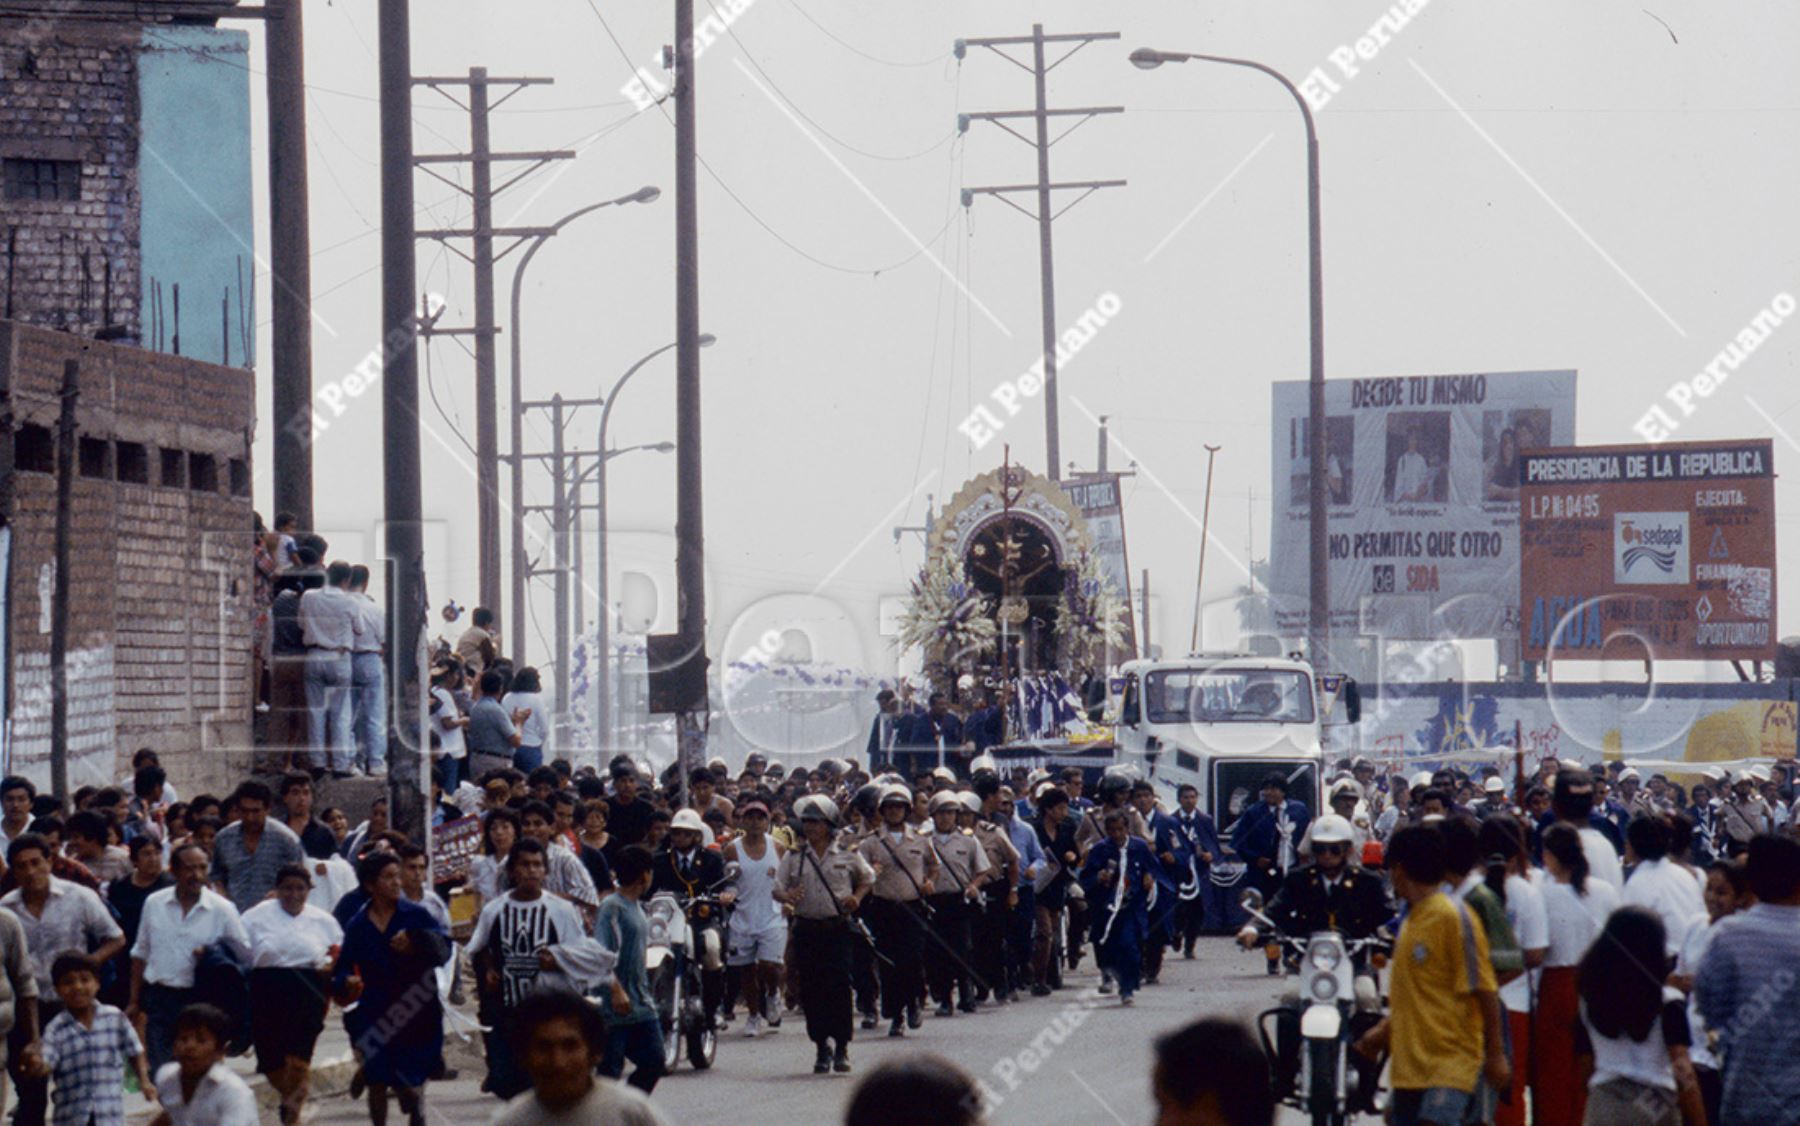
1110 654 1358 840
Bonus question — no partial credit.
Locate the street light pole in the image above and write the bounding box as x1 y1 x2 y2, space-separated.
1130 48 1328 669
592 336 713 754
507 187 660 665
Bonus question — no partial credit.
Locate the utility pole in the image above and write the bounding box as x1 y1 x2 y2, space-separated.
958 25 1125 482
49 359 78 802
518 395 604 752
265 0 314 531
673 0 709 806
1190 444 1222 653
379 0 426 841
1140 567 1151 661
412 69 571 626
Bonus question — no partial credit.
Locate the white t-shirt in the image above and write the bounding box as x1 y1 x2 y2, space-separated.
1622 858 1706 959
431 686 467 760
1500 873 1549 1013
242 899 344 970
504 690 550 749
155 1061 259 1126
1675 912 1719 1070
306 855 359 914
1580 826 1625 890
1539 874 1621 967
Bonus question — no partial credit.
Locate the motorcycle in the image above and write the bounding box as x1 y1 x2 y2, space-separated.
1239 888 1389 1126
639 862 737 1072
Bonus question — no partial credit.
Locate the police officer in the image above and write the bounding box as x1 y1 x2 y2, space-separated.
845 782 885 1028
776 795 873 1074
1237 814 1388 1109
857 784 938 1037
923 790 990 1016
958 791 1019 1004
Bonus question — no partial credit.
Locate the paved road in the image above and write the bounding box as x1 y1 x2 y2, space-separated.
307 936 1310 1124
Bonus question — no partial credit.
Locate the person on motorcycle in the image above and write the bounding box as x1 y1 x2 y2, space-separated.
651 809 731 1030
1237 813 1389 1111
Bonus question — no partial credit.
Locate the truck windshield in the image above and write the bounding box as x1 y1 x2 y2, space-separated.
1143 669 1315 725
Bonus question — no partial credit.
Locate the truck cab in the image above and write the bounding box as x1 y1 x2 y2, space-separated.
1112 654 1354 841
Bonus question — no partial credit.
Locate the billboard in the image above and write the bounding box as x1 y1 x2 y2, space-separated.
1060 473 1138 659
1519 440 1776 661
1269 370 1577 641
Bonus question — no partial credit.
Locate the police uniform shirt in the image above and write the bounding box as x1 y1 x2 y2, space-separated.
778 843 874 920
928 830 992 895
1074 805 1150 852
859 828 936 901
973 822 1018 883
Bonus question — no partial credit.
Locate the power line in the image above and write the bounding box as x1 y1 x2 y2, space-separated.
783 0 953 69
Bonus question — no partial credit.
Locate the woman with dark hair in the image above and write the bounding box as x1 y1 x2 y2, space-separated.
1481 815 1548 1126
332 852 451 1126
470 808 521 906
1575 907 1704 1125
1673 860 1753 1125
1486 427 1522 501
1534 823 1622 1126
502 667 548 774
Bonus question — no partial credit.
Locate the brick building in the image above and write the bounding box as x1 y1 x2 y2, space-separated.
1 1 256 795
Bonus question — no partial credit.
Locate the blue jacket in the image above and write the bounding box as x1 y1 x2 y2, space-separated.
1230 798 1311 869
1079 836 1157 942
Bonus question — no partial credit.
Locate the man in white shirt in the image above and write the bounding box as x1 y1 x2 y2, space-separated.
1553 769 1624 890
1 833 125 1124
298 560 361 777
1621 815 1706 960
1391 427 1433 502
347 565 388 778
0 779 34 848
490 987 669 1126
127 843 251 1072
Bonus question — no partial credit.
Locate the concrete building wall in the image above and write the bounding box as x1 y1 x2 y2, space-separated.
0 321 255 796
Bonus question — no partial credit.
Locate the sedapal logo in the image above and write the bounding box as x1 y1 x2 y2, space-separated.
1614 512 1689 584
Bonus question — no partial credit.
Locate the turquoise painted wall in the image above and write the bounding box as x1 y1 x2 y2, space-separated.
137 26 255 369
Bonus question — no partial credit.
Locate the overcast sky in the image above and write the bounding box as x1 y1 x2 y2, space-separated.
240 1 1800 681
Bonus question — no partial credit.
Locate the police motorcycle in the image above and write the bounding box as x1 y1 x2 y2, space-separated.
1236 820 1390 1126
640 831 738 1073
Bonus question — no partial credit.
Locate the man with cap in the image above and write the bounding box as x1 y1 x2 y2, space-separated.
857 785 938 1037
1230 772 1311 899
1301 779 1369 866
921 791 990 1016
1075 772 1150 853
1719 771 1772 857
652 809 731 1028
979 775 1042 999
721 797 786 1038
777 795 873 1073
1473 775 1511 818
961 788 1021 1003
1351 757 1382 816
1238 813 1388 1105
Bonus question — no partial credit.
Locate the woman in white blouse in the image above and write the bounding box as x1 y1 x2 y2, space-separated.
469 808 521 907
1533 823 1621 1126
501 666 549 772
242 863 345 1126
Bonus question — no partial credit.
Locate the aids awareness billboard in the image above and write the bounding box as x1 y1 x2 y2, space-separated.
1519 439 1776 661
1269 370 1577 641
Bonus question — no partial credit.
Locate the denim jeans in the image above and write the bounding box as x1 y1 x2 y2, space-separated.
303 650 354 773
600 1018 665 1093
351 652 387 773
512 744 543 773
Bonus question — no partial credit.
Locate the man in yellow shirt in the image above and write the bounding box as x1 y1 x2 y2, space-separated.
1354 824 1509 1126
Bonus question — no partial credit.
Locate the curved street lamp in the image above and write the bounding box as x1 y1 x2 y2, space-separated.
1129 48 1329 667
506 185 661 663
592 334 716 752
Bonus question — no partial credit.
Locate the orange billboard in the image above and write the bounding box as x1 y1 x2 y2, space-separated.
1519 440 1776 661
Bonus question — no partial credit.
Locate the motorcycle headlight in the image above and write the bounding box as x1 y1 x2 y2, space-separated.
1308 941 1344 973
647 917 670 945
1310 974 1339 1001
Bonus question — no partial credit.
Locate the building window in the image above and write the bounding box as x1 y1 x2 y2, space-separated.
160 447 186 488
14 425 53 473
2 158 81 203
78 437 109 479
188 452 218 493
117 442 149 484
